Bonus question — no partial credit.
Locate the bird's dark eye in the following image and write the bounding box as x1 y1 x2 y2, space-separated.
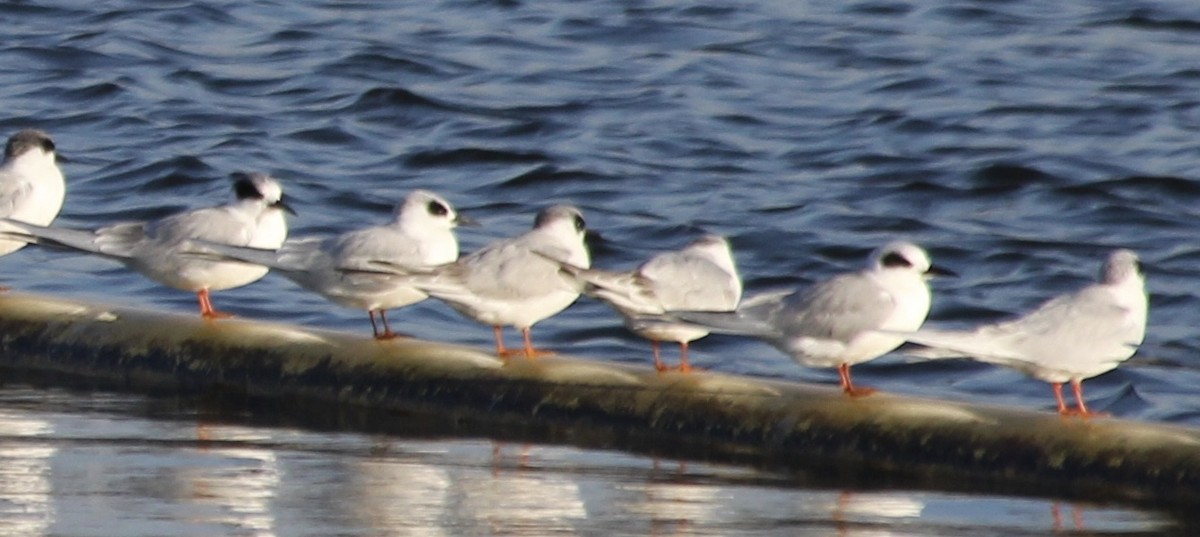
41 138 55 152
427 201 449 217
573 215 586 232
1135 259 1145 276
882 252 912 268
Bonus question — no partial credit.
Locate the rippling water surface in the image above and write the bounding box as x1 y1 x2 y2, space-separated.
4 0 1200 533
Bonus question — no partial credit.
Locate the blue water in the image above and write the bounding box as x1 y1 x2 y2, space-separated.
3 0 1200 533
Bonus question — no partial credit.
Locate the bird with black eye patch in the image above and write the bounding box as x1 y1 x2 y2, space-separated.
0 130 67 279
899 249 1146 417
365 204 589 358
554 234 742 372
190 189 472 339
0 172 294 319
671 241 953 396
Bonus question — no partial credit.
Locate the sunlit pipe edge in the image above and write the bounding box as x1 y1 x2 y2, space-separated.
0 291 1197 512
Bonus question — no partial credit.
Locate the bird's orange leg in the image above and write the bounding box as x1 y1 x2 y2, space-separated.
1069 379 1108 418
676 341 694 373
1052 383 1071 415
494 325 513 358
198 289 233 319
370 310 400 340
839 363 876 397
652 341 667 372
522 327 556 358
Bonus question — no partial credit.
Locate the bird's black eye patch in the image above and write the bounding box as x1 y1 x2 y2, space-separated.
882 252 912 268
5 131 55 159
232 174 262 200
573 215 586 232
1135 259 1145 276
427 201 449 217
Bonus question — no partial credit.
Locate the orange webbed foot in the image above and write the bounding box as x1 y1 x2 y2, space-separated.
843 386 878 398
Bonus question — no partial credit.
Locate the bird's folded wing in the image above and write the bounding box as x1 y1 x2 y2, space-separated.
0 177 33 219
638 251 740 311
183 239 291 269
900 326 1031 366
667 310 780 337
576 268 660 314
0 217 136 259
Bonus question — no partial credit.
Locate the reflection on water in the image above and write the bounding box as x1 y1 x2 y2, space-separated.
827 492 925 537
185 425 279 537
0 409 53 537
350 454 452 537
1053 502 1085 533
0 386 1178 536
452 443 588 535
613 460 724 536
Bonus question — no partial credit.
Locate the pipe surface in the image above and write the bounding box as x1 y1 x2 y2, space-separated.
0 292 1197 513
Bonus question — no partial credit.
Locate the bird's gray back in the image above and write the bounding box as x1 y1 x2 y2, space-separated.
327 225 428 273
769 272 895 343
984 285 1143 364
639 251 739 310
143 205 253 246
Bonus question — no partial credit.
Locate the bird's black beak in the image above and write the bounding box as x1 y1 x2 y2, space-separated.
925 264 957 278
273 198 297 216
55 153 71 164
455 213 481 227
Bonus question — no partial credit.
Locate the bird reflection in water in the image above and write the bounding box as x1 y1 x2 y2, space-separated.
643 459 717 536
447 441 587 534
830 491 925 537
1051 502 1085 533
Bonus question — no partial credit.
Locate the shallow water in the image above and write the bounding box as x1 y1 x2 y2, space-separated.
2 0 1200 532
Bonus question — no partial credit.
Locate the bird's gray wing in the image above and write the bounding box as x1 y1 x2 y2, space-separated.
770 272 895 343
905 285 1141 373
0 217 143 260
143 205 252 246
637 250 740 311
670 288 795 337
0 171 33 219
983 286 1140 366
327 226 429 274
573 267 653 313
186 238 319 273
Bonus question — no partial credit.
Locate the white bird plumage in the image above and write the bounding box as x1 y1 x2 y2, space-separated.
0 130 66 260
673 241 950 395
899 249 1147 416
193 189 465 339
561 234 741 372
0 172 293 318
397 204 589 358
